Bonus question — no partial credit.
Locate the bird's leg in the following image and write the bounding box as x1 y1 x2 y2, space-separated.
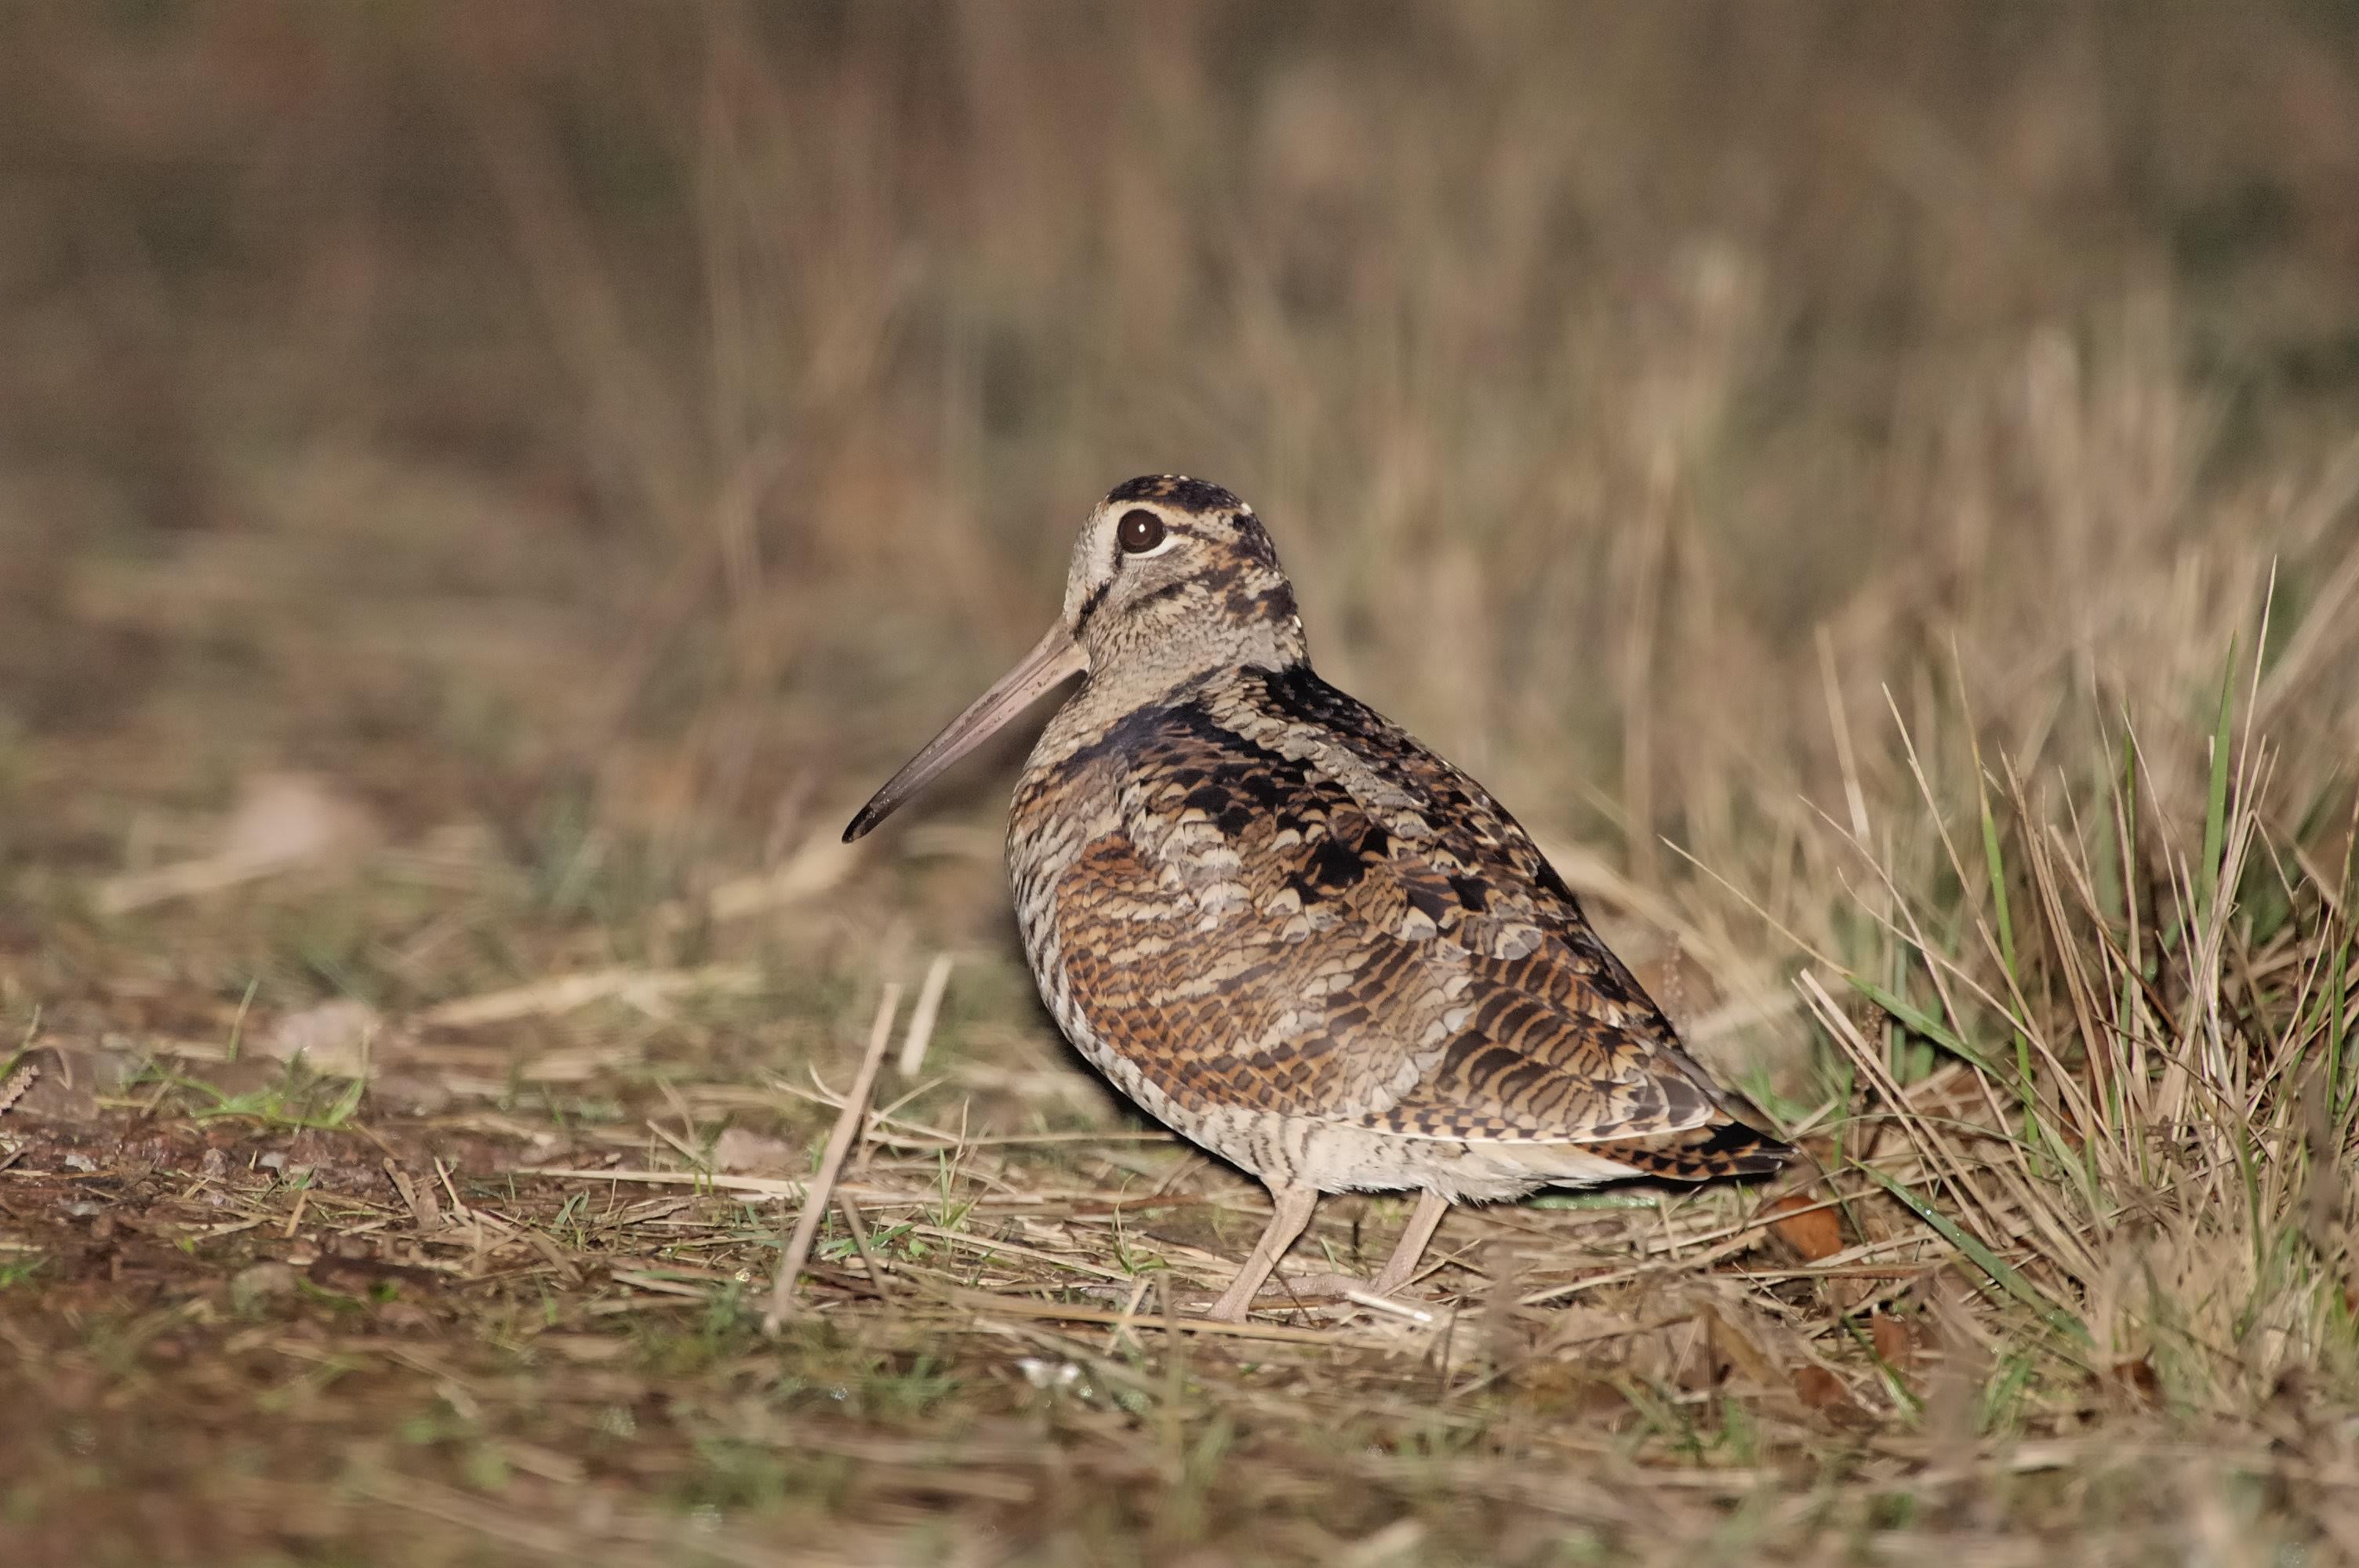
1274 1189 1453 1304
1365 1189 1450 1297
1206 1185 1319 1321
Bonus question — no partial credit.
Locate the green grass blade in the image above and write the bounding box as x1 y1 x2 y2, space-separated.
1858 1164 2089 1346
1980 792 2021 985
1847 975 2008 1079
1976 772 2040 1163
2197 641 2236 927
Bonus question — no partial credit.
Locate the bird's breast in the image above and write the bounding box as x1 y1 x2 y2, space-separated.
1005 708 1136 1029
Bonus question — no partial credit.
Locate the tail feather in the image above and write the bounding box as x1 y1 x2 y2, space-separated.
1587 1116 1792 1181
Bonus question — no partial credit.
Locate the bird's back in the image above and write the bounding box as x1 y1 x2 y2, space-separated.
1009 660 1787 1194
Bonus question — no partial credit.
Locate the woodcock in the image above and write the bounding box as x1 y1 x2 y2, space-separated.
846 476 1790 1319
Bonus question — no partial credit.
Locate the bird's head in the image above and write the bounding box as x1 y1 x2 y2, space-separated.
845 475 1305 840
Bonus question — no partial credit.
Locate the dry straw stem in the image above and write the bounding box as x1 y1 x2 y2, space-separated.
896 952 958 1077
416 962 763 1028
762 981 902 1334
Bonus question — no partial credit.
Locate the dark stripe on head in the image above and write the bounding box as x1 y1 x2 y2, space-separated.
1226 580 1296 622
1131 579 1194 612
1226 512 1281 570
1073 579 1111 631
1105 474 1245 514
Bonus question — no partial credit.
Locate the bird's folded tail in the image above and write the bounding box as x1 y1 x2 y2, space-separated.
1583 1116 1793 1181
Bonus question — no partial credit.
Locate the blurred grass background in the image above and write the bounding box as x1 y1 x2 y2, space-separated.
5 4 2359 1563
8 2 2354 933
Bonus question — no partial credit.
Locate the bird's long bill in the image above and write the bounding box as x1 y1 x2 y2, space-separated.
842 622 1085 842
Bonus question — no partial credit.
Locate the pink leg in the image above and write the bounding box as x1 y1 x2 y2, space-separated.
1206 1185 1319 1321
1367 1189 1451 1297
1270 1189 1455 1303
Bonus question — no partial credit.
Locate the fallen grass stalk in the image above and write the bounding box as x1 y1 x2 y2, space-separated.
417 963 763 1028
761 982 901 1333
941 1290 1411 1346
896 952 957 1077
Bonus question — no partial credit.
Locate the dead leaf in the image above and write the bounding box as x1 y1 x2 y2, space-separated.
1793 1364 1856 1413
2099 1354 2161 1407
1759 1192 1844 1262
1869 1311 1915 1371
1696 1301 1782 1388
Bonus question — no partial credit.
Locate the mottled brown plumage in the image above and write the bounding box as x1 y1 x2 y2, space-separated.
848 475 1789 1319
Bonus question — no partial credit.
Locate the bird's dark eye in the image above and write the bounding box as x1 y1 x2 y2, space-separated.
1117 509 1166 554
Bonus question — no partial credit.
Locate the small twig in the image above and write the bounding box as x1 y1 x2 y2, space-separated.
836 1192 892 1301
763 982 901 1334
943 1288 1389 1345
903 1223 1136 1283
417 964 761 1029
383 1157 445 1230
1517 1228 1765 1307
432 1158 472 1222
1343 1288 1436 1325
642 1120 707 1169
1104 1274 1156 1353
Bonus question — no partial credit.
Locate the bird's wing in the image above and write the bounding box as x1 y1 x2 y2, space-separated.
1049 666 1748 1145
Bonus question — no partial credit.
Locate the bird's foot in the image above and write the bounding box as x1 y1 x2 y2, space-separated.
1269 1270 1366 1302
